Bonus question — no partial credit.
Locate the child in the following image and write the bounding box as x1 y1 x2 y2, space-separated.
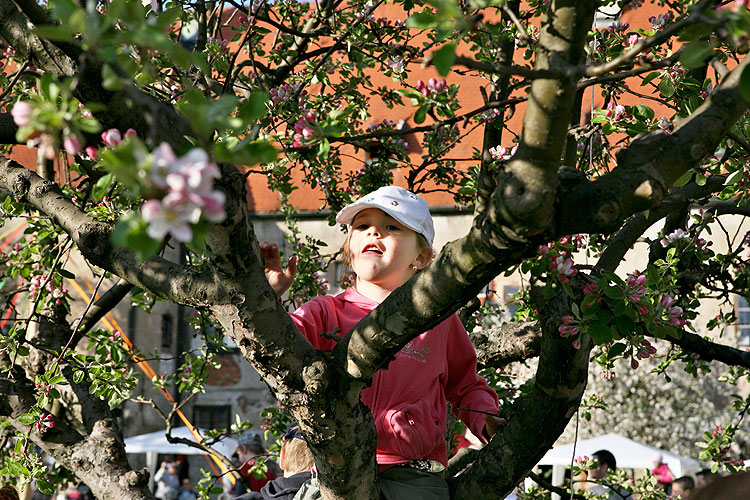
261 186 501 499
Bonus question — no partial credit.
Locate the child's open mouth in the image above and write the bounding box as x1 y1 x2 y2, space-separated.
362 244 383 255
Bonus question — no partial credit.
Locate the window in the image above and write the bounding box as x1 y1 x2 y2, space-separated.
161 314 173 348
193 405 231 430
738 297 750 346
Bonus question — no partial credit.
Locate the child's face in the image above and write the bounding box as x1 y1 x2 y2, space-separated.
348 208 430 292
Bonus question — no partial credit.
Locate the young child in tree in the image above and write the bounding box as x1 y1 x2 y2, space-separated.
261 186 501 499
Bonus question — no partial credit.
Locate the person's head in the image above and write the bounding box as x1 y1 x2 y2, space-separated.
695 468 718 489
337 186 435 293
653 453 665 466
0 486 19 500
181 478 192 491
590 449 617 480
689 471 750 500
670 476 695 499
279 425 314 476
166 462 177 474
236 430 264 461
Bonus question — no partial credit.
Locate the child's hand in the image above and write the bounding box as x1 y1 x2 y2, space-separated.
260 241 297 297
483 414 507 440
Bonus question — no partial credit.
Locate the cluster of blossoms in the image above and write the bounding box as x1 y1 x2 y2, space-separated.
386 55 405 74
625 271 647 305
666 64 687 82
605 102 629 122
206 37 229 52
515 25 540 47
548 253 578 283
558 314 582 349
602 21 630 34
291 111 318 147
11 101 80 158
630 339 657 368
35 380 51 396
313 272 329 294
649 12 672 30
28 275 68 304
365 119 410 153
660 228 712 252
141 144 226 243
269 83 304 108
488 145 517 161
477 108 501 124
583 282 601 305
82 127 138 159
416 78 447 97
658 116 671 134
36 412 55 432
627 34 642 47
659 295 686 327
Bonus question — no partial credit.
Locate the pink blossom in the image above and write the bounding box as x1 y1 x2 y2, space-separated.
101 128 123 147
631 359 639 369
561 315 574 325
627 34 640 46
660 295 675 308
63 135 83 155
305 111 316 123
85 146 98 159
538 245 549 255
571 339 581 349
559 325 570 337
11 101 33 127
125 128 138 138
141 197 196 242
669 317 686 327
637 305 649 315
302 126 315 139
555 256 578 277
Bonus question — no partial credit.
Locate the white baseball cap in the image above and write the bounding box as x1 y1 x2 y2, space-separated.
336 186 435 245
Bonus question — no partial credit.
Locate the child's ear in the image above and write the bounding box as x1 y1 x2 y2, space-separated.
414 246 435 269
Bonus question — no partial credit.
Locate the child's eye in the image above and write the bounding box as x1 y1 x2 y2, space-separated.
354 223 369 230
386 224 400 231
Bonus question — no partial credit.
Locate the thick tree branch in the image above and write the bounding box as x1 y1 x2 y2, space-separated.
471 322 542 368
557 55 750 235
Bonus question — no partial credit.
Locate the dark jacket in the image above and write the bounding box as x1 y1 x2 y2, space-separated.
235 472 312 500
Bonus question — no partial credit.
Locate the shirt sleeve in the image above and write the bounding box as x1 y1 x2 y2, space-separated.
443 315 499 443
289 297 338 350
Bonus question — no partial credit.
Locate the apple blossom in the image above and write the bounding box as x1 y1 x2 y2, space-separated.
11 100 32 127
125 128 138 138
63 134 83 155
101 128 123 147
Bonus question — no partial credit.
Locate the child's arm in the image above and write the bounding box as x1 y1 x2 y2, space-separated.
260 241 298 297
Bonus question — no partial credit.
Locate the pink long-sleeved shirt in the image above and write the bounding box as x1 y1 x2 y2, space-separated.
290 287 499 466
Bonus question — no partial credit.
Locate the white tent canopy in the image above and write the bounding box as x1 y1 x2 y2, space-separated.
124 426 238 489
124 426 237 457
532 433 702 500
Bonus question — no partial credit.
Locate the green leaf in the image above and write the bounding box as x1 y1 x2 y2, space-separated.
112 211 160 261
658 78 675 98
433 42 456 76
587 322 613 345
395 89 423 99
37 479 55 495
673 169 693 188
318 138 330 158
92 173 115 202
18 414 36 426
33 25 75 42
414 105 428 124
238 92 269 123
58 269 76 279
641 72 660 86
407 10 437 29
725 169 745 186
607 342 627 359
633 104 654 120
101 64 123 91
679 40 713 70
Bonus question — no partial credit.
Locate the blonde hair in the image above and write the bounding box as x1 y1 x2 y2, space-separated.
281 438 315 474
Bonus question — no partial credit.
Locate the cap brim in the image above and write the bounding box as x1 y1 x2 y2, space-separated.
336 202 423 238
